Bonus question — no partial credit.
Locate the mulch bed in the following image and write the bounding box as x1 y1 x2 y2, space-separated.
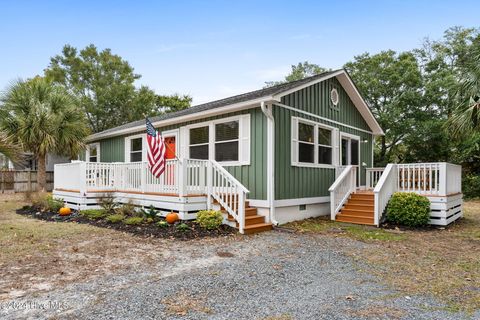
16 206 237 240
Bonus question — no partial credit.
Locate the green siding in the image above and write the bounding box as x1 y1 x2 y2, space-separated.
91 108 267 200
274 77 374 200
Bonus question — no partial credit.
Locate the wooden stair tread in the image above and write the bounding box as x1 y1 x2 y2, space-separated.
243 222 273 234
340 208 374 214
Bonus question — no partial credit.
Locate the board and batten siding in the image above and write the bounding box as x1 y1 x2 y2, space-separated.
88 108 268 200
274 77 374 200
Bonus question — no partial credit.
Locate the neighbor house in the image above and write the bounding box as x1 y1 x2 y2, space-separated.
53 69 463 233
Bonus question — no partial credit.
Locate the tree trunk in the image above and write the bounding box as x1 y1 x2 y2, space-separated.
380 136 387 165
37 153 47 192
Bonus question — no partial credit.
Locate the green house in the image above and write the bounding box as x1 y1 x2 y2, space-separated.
54 69 462 233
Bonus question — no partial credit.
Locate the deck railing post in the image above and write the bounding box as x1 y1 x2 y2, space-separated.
179 158 187 197
238 190 245 234
439 162 447 196
79 161 87 195
141 162 146 193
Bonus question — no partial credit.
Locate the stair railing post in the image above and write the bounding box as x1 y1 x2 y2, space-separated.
206 161 212 210
238 189 245 234
79 161 87 196
178 158 187 197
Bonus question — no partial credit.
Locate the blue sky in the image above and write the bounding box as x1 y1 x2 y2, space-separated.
1 0 479 104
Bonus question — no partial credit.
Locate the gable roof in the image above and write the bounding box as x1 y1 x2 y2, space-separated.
88 69 383 141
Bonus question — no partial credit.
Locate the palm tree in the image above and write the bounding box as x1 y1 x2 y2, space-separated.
0 77 90 191
449 48 480 135
0 132 22 167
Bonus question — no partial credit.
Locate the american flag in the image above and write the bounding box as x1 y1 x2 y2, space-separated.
146 118 166 178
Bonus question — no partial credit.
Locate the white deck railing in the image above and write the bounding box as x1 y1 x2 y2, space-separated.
366 167 385 189
373 164 397 226
54 159 249 232
328 165 357 220
207 160 249 234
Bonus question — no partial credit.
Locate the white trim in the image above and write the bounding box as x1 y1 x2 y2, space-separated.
86 143 100 163
276 102 374 135
272 70 344 99
292 116 336 168
87 97 275 142
124 133 146 162
184 114 251 166
248 199 270 208
274 196 330 207
340 132 361 184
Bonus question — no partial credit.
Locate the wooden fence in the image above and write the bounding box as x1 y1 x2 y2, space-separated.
0 170 54 193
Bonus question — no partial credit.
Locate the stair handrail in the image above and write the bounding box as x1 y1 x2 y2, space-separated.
328 165 357 220
207 160 249 234
373 163 397 226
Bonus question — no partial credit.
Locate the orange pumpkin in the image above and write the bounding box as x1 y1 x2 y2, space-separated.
165 212 179 224
59 207 71 216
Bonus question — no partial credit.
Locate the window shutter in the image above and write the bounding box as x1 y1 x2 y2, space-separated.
291 117 298 165
240 114 251 165
333 128 340 166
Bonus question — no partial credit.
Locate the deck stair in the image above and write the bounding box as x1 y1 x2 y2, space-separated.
213 199 273 234
335 191 375 225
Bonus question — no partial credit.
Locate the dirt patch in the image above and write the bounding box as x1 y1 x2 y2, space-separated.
161 291 213 316
16 206 237 240
283 201 480 312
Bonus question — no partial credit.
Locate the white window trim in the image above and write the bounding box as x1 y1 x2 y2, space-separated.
291 117 337 169
340 132 361 167
124 133 146 163
161 129 179 158
184 114 250 166
86 143 100 163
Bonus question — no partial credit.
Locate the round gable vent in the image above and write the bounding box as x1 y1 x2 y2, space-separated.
330 88 339 106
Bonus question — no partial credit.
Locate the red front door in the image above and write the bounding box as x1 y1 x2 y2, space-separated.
164 136 176 185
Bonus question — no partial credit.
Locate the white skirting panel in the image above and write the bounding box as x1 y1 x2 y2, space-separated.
275 202 330 225
427 193 463 226
52 190 207 220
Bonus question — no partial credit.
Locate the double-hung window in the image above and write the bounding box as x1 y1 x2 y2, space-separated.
87 143 100 162
292 117 335 167
186 115 250 165
130 138 143 162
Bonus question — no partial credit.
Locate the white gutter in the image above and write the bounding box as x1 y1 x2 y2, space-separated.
260 101 278 226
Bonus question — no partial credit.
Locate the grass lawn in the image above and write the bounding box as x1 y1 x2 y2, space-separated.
0 194 166 300
284 200 480 313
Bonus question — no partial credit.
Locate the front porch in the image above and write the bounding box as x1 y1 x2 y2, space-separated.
330 163 463 226
53 159 272 234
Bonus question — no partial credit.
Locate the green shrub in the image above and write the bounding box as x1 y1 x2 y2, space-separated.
80 209 108 220
157 221 169 228
386 192 430 227
99 195 118 213
116 201 138 216
106 214 125 223
142 205 158 219
124 217 144 225
463 174 480 199
31 192 64 212
176 223 190 231
196 210 223 230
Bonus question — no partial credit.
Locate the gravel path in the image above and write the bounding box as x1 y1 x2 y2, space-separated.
1 231 476 320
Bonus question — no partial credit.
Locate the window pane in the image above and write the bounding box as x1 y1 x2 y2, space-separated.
351 140 359 165
341 139 348 165
190 126 209 145
215 141 239 161
130 152 142 162
318 128 331 146
319 146 332 165
190 145 209 160
90 146 97 157
89 156 97 163
215 121 239 142
298 123 314 143
299 143 314 163
131 138 142 152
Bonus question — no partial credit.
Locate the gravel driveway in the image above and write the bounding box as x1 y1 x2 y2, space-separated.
1 231 476 320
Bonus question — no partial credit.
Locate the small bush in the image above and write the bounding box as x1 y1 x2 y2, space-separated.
106 214 125 223
80 209 108 220
31 192 63 212
196 210 223 230
124 217 144 225
176 223 190 231
157 221 169 228
142 205 158 219
116 201 138 217
99 195 118 213
386 192 430 227
463 174 480 199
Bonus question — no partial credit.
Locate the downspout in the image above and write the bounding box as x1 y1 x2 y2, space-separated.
261 101 278 226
